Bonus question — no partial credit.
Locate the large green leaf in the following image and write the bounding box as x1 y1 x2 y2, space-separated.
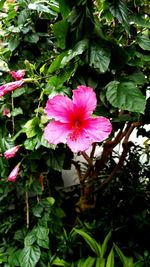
89 42 110 73
23 117 40 138
106 81 146 113
137 34 150 51
8 36 20 51
109 0 129 33
19 245 41 267
53 20 69 49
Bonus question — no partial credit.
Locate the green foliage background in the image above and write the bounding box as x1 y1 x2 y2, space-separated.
0 0 150 266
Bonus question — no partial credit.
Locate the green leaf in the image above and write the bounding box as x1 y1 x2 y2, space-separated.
52 257 70 266
53 20 69 49
24 231 37 247
106 81 146 114
101 231 112 258
61 39 89 65
24 33 39 44
8 36 20 51
19 245 41 267
28 3 56 15
124 71 147 85
23 117 40 138
12 87 26 97
131 14 150 28
24 138 38 150
58 0 71 19
48 52 67 73
114 244 134 267
106 248 114 267
137 34 150 51
82 257 95 267
47 150 65 171
109 0 129 33
11 107 23 116
0 0 5 9
95 258 105 267
35 225 49 249
89 42 110 73
74 229 101 257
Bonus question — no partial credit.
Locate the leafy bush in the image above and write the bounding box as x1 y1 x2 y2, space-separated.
0 0 150 266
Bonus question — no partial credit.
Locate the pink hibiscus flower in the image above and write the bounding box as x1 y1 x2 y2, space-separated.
7 164 20 182
4 145 20 159
44 85 112 153
9 70 25 80
0 80 24 97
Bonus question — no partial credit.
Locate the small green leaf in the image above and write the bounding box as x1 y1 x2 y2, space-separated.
24 33 39 43
109 0 129 33
48 52 67 73
53 20 69 49
101 231 112 257
74 229 101 257
35 225 49 249
11 107 23 116
47 150 65 171
95 258 105 267
83 257 95 267
8 36 20 51
106 81 146 114
0 0 5 9
28 3 56 15
61 39 89 65
52 257 70 266
106 248 114 267
114 244 134 267
24 138 38 150
137 34 150 51
23 117 40 138
12 87 26 97
19 245 41 267
24 231 37 247
89 42 110 73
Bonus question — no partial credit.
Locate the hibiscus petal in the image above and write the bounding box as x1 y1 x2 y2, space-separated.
67 130 91 153
72 85 97 118
44 121 71 145
85 117 112 142
44 95 73 123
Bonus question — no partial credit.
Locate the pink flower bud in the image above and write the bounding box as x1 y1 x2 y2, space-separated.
9 70 25 80
7 165 20 182
4 145 20 159
2 108 10 116
0 80 24 97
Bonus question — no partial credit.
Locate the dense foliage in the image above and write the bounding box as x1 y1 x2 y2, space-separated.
0 0 150 266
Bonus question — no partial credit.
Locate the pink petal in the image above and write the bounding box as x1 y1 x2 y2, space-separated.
9 70 25 80
72 85 97 118
44 95 74 123
4 145 20 159
7 165 20 182
85 117 112 143
0 80 24 97
44 121 72 145
67 130 91 153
